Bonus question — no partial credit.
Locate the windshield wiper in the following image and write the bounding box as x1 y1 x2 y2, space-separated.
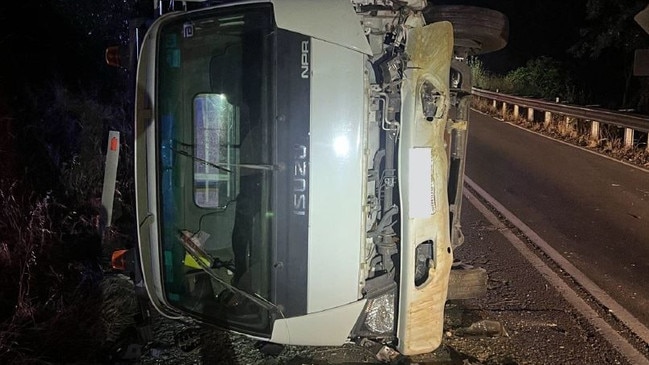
177 230 280 314
171 147 277 172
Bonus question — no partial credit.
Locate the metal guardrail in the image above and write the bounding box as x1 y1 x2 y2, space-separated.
472 88 649 149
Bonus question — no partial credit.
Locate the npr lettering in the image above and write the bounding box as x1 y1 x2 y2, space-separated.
300 40 309 79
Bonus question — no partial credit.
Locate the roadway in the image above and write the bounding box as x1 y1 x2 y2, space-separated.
465 109 649 326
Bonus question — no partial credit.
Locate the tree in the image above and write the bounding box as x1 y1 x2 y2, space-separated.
570 0 649 110
571 0 648 58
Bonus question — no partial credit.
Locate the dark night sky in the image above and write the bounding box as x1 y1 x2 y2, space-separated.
0 0 605 84
0 0 646 111
0 0 592 81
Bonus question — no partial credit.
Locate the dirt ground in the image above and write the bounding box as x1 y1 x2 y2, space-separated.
130 201 636 365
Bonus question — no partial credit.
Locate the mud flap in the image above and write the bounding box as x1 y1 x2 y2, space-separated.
397 21 454 356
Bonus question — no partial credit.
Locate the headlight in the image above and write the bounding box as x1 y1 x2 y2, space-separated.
365 292 396 333
351 285 397 338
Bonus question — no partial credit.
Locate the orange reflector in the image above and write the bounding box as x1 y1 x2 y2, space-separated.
111 249 130 271
110 136 119 151
105 46 121 67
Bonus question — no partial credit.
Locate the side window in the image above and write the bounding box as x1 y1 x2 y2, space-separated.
193 94 238 208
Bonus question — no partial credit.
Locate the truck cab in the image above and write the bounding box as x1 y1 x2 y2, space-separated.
130 0 507 357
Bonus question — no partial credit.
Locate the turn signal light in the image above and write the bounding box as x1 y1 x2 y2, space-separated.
106 45 131 69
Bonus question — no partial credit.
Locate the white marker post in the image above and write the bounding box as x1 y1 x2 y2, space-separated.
100 131 120 234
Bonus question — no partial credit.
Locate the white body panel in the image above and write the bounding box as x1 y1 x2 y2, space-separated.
271 0 372 55
307 38 368 313
270 300 366 345
396 21 454 355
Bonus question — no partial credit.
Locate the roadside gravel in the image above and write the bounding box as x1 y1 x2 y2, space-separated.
132 202 633 365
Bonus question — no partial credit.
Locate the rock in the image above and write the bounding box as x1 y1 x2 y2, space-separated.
455 320 508 337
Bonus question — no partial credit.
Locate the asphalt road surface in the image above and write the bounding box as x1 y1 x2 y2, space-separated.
465 110 649 328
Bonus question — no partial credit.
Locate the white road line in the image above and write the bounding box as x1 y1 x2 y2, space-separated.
464 176 649 365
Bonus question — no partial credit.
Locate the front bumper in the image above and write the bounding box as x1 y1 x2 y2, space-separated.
396 21 455 355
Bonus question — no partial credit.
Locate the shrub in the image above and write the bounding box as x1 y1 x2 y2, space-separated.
470 56 578 103
0 82 137 364
0 183 105 364
469 57 511 91
504 57 570 100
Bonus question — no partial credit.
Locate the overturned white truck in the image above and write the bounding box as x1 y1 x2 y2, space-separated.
131 0 507 359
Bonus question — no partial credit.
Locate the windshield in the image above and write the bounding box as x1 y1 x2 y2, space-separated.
156 5 276 335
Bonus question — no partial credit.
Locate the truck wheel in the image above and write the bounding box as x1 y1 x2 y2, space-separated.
447 262 488 300
423 5 509 54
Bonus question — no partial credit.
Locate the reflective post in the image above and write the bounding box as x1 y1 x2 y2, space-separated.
527 107 534 122
590 121 600 143
624 128 634 148
100 131 120 234
544 111 552 128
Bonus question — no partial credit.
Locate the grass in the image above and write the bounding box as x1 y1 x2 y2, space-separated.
0 82 138 364
0 182 104 364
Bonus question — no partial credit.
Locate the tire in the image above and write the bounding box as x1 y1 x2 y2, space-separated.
447 265 488 300
423 5 509 54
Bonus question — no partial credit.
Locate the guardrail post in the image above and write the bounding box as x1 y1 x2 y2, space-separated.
502 102 507 118
544 111 552 128
527 107 534 122
492 98 497 109
590 121 600 142
624 128 634 148
562 116 574 137
513 105 519 119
